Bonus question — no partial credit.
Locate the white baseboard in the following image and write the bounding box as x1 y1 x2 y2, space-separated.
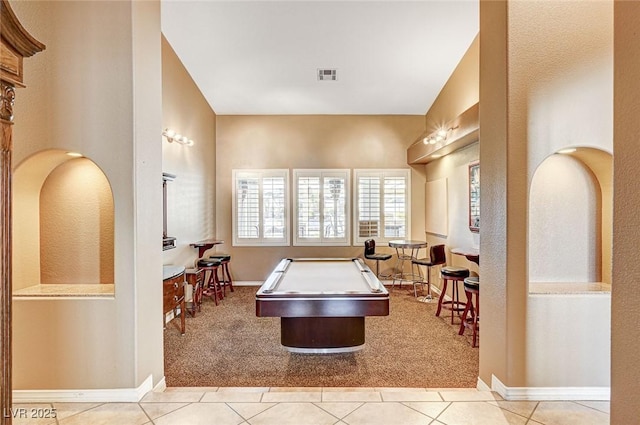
153 376 167 392
491 375 610 401
13 374 154 403
476 376 492 392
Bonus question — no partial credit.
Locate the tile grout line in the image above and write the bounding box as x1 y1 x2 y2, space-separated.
400 400 442 422
527 400 543 424
572 400 610 415
481 399 538 423
138 401 154 424
311 401 349 423
432 400 453 423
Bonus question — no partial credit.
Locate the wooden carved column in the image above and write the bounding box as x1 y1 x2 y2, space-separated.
0 1 44 422
0 80 15 423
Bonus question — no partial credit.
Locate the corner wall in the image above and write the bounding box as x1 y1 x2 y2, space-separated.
161 36 216 269
422 37 480 272
479 0 613 391
11 0 163 392
612 1 640 421
425 36 478 134
132 0 164 390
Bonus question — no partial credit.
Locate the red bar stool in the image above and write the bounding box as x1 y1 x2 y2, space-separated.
197 258 224 305
436 266 469 324
208 254 234 295
459 276 480 347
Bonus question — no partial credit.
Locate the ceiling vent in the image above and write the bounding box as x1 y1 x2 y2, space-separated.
317 68 337 81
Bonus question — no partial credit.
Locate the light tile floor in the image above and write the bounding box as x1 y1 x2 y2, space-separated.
12 387 610 425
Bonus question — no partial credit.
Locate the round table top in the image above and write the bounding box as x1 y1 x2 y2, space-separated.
189 238 224 247
163 265 185 280
388 240 428 249
451 247 480 265
451 247 479 256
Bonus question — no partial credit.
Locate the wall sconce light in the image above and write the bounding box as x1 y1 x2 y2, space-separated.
163 128 194 146
422 125 460 145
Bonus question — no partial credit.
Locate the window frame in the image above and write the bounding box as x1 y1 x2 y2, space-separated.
232 169 290 247
293 169 351 246
353 169 411 245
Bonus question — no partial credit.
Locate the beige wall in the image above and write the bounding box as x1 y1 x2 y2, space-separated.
528 155 600 283
517 0 613 288
132 0 164 389
612 1 640 421
13 150 71 291
517 0 612 390
161 36 217 269
422 36 480 274
425 36 479 135
479 0 510 388
530 148 613 288
216 115 425 281
574 148 613 285
480 0 613 390
11 0 164 390
424 144 479 275
40 158 114 284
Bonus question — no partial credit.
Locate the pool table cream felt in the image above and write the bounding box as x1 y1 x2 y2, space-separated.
274 259 374 293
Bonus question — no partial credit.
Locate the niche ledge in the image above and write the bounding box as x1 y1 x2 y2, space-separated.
13 283 115 299
529 281 611 295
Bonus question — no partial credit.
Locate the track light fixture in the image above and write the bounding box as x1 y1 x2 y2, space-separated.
163 128 194 146
422 125 460 146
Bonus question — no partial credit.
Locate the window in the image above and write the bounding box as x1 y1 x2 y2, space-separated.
354 169 411 244
232 169 289 246
294 169 350 246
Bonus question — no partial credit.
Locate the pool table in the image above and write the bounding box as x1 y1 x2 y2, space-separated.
256 258 389 353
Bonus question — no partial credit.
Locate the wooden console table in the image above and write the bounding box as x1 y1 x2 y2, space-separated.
163 266 186 335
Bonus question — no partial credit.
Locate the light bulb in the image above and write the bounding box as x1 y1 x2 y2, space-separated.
558 148 577 154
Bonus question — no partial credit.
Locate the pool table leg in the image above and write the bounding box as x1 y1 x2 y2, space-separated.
280 317 365 353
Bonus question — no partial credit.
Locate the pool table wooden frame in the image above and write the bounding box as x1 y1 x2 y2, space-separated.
256 258 389 353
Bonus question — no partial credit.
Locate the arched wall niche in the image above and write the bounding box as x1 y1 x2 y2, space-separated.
528 147 612 293
12 149 115 296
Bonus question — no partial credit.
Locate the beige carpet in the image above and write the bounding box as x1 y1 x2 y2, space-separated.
164 285 479 388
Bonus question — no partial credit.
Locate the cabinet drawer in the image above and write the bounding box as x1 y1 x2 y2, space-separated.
163 275 184 296
163 292 184 314
162 273 185 314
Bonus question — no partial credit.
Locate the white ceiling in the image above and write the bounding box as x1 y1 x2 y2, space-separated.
161 1 479 115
